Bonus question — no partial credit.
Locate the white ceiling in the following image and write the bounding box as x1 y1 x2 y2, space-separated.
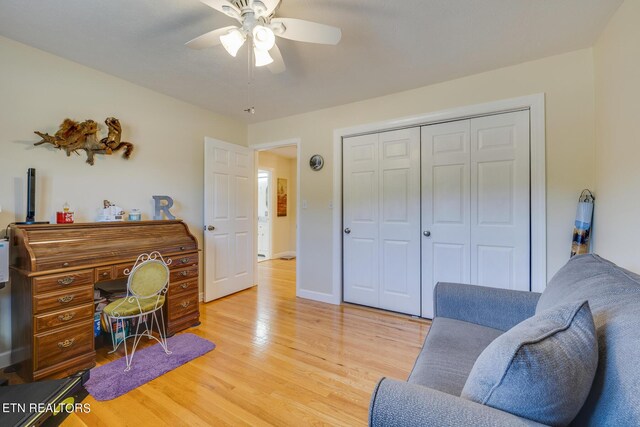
0 0 622 123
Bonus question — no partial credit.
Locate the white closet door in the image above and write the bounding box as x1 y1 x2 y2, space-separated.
343 128 421 315
421 121 472 318
470 111 530 291
378 128 421 315
343 133 380 308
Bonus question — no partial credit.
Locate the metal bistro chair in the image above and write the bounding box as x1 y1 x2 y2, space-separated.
102 251 172 371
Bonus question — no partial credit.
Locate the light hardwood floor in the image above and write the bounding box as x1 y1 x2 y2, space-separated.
66 259 431 426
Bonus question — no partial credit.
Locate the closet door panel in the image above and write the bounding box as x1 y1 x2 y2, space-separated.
378 128 421 316
343 134 380 307
421 121 471 318
470 111 530 291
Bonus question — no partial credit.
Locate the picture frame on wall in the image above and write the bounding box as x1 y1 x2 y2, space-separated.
277 178 288 217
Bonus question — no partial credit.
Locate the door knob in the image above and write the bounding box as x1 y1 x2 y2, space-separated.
344 228 351 234
207 225 215 231
423 231 431 237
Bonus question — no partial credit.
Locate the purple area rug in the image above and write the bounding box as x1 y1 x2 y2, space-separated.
85 333 215 401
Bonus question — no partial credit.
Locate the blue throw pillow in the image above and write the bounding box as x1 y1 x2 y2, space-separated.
460 300 598 426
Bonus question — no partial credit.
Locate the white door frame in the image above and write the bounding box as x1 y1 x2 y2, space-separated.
250 138 301 295
332 94 547 305
257 167 274 261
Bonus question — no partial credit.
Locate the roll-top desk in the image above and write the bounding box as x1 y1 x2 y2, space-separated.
9 220 200 381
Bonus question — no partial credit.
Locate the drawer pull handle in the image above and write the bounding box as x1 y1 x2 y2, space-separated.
62 262 70 267
180 283 190 289
180 271 189 277
58 338 75 349
58 295 74 304
58 312 75 322
180 257 190 264
57 277 75 285
180 301 191 308
101 271 109 277
180 246 186 251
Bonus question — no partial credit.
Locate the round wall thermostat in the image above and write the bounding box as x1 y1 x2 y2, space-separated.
309 154 324 171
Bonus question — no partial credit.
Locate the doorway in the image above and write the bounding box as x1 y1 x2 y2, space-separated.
257 169 272 262
255 144 298 265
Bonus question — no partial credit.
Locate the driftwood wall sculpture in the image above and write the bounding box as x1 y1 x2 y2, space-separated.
34 117 134 165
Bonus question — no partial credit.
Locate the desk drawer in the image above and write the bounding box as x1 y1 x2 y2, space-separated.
167 292 199 322
168 253 198 269
170 265 198 283
34 303 94 334
35 321 94 371
33 270 94 295
169 279 198 296
33 287 94 314
95 266 114 282
114 262 134 280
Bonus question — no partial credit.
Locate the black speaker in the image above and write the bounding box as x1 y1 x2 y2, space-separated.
26 168 36 223
15 168 49 225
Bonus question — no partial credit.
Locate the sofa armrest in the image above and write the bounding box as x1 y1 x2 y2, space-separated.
369 378 548 427
434 282 540 331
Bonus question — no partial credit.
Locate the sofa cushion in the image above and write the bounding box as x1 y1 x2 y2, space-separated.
408 317 502 396
461 301 598 427
537 254 640 426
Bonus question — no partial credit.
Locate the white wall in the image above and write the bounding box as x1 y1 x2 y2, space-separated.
593 0 640 273
289 157 297 253
0 36 246 367
249 49 596 298
257 151 297 257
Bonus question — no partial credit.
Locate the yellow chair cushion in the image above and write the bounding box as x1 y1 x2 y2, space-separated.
130 261 169 297
103 296 165 317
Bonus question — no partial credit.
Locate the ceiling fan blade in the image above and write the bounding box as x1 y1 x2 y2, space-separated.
271 18 342 45
186 26 237 50
200 0 240 16
267 44 286 74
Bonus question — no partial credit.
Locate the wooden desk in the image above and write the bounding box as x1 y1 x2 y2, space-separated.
9 220 200 382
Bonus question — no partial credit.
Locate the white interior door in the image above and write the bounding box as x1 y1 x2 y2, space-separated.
204 137 255 302
343 128 421 315
470 111 530 290
421 120 472 318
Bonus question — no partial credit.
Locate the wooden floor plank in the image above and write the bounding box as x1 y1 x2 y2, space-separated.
65 259 430 426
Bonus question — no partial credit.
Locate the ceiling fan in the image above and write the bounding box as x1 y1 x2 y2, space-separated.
186 0 342 74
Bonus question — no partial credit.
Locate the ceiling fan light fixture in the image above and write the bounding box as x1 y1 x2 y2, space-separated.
220 28 246 57
252 25 276 51
254 47 274 67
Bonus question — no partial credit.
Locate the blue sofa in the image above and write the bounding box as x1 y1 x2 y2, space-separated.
369 254 640 426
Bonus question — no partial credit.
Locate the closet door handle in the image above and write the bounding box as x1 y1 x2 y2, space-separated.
423 231 431 237
344 228 351 235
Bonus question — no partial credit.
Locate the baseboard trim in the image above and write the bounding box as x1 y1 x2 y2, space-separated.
297 289 341 305
0 349 12 369
273 251 296 259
